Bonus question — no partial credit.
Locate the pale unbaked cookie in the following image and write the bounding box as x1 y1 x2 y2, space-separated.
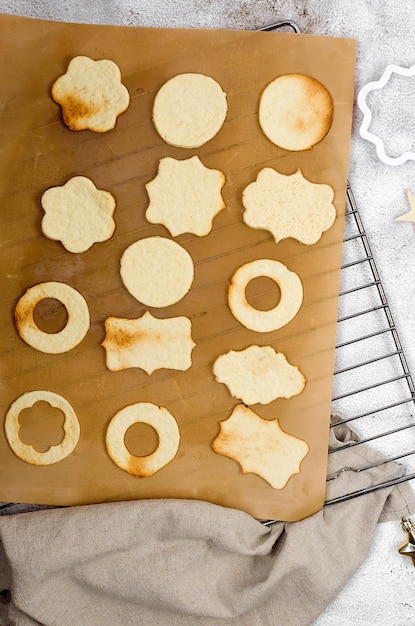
106 402 180 477
41 176 116 253
152 73 227 148
5 390 80 465
52 55 130 132
145 156 226 236
212 404 309 489
242 168 336 245
213 345 305 405
15 281 90 354
102 312 196 374
228 259 303 332
120 237 194 307
259 74 333 151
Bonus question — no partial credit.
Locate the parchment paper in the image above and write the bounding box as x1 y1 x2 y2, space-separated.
0 13 356 520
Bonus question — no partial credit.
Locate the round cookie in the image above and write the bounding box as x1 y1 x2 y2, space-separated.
259 73 333 151
120 236 194 307
153 73 227 148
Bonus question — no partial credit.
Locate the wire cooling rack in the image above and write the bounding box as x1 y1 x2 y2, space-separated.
258 20 415 509
1 20 414 517
326 184 415 505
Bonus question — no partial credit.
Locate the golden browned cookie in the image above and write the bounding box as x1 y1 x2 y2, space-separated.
15 281 90 354
102 312 196 374
259 73 333 151
106 402 180 477
52 56 130 132
212 404 309 489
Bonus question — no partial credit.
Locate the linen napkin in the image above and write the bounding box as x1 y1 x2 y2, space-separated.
0 421 413 626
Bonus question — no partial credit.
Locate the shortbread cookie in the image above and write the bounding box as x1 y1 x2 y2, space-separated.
106 402 180 477
153 73 227 148
5 390 80 465
52 56 130 132
145 156 226 236
259 73 333 151
213 345 305 405
242 168 336 245
15 281 90 354
212 404 309 489
41 176 116 253
102 312 196 374
228 259 303 332
120 237 194 307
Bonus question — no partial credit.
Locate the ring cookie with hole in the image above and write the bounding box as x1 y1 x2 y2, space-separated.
5 390 80 465
15 281 90 353
228 259 303 332
106 402 180 477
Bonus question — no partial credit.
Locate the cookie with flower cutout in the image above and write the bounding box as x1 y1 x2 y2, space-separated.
145 156 226 237
102 312 196 375
242 168 335 245
52 56 130 132
41 176 116 253
212 404 309 489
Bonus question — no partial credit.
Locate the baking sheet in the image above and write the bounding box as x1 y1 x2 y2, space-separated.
0 14 356 520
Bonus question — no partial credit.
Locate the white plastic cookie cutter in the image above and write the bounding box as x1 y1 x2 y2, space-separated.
358 64 415 166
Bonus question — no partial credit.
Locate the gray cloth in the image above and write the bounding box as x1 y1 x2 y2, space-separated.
0 424 413 626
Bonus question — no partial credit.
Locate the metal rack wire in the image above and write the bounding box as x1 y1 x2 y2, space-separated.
326 184 415 505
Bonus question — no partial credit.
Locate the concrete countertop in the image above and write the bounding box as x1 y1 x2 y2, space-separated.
1 1 414 624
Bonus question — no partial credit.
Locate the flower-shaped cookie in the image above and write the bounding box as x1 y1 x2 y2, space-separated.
52 56 130 132
41 176 116 253
358 64 415 166
242 168 335 245
146 156 226 237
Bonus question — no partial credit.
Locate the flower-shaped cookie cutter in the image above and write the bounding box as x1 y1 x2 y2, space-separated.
358 64 415 166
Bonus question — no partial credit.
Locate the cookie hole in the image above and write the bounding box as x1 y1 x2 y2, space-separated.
245 277 281 311
124 422 159 457
33 298 68 334
18 401 65 453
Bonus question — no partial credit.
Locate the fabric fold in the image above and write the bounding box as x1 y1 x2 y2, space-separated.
0 421 413 626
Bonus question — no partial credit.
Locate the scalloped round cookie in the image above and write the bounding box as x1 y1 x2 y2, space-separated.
153 73 227 148
41 176 116 253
